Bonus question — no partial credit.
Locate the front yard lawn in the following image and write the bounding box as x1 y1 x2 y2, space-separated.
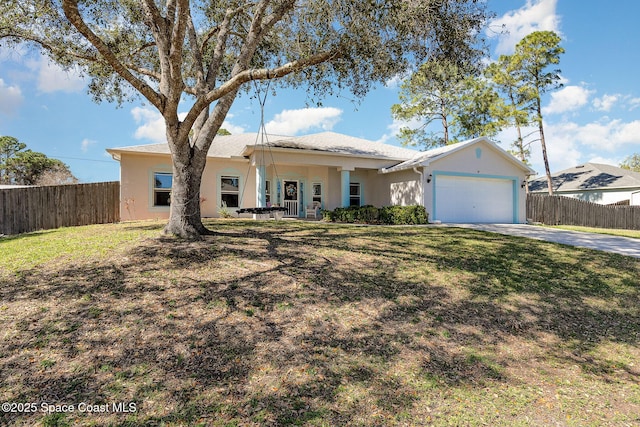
1 220 639 426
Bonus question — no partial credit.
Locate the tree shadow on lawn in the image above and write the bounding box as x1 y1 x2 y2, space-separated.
1 223 639 425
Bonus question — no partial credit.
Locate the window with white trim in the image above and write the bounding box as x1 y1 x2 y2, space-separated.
220 175 240 208
349 183 361 207
312 182 322 205
153 172 172 206
266 180 271 204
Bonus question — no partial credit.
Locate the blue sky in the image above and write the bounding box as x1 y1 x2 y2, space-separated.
1 0 639 182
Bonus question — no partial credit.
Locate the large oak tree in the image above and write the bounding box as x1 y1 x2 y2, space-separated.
2 0 489 238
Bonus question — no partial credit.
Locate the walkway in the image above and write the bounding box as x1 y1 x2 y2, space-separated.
447 224 640 259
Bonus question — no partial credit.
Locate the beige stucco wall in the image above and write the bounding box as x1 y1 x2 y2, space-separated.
117 149 405 220
421 141 530 223
116 140 530 223
119 153 252 220
385 169 423 207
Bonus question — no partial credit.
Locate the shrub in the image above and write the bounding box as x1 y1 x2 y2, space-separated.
323 205 428 225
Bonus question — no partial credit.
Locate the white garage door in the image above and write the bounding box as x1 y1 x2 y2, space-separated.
435 175 514 223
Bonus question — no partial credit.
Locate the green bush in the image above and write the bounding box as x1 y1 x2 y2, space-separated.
323 205 428 225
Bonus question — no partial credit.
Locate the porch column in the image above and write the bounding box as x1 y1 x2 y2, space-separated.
340 168 352 207
256 164 266 207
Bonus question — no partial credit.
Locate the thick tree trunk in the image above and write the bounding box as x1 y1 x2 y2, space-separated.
163 135 212 239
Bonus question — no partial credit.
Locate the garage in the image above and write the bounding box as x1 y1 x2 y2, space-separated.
434 175 516 223
380 137 535 224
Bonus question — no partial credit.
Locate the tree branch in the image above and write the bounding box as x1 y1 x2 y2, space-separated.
61 0 164 110
184 49 339 145
168 0 189 95
186 8 205 91
206 6 246 86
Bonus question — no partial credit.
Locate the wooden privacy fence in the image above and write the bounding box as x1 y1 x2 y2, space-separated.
0 181 120 235
527 193 640 230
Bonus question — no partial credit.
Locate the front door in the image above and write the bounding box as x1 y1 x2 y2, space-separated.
283 180 299 217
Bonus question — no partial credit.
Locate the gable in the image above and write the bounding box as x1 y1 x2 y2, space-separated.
382 137 535 176
429 140 529 177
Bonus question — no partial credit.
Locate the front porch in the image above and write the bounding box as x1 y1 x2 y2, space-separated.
244 163 382 219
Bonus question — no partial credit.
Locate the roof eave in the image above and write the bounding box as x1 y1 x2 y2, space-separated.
244 145 411 162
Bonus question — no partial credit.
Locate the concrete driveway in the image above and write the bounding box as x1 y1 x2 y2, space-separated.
447 223 640 259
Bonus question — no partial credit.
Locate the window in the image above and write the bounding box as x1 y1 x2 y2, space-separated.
265 180 271 204
312 183 322 205
153 172 172 206
349 183 361 207
220 175 240 208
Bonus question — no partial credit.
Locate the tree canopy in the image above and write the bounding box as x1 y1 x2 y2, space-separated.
0 136 77 185
485 54 532 164
1 0 490 238
391 59 503 149
620 153 640 172
511 31 564 194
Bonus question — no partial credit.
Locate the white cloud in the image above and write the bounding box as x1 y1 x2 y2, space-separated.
501 117 640 177
561 119 640 151
542 85 593 115
488 0 561 55
539 121 586 171
264 107 342 135
132 107 247 142
132 107 166 143
587 155 622 166
496 118 636 176
376 116 423 145
80 138 97 153
384 71 411 90
36 60 85 93
219 113 246 135
593 94 619 112
627 97 640 111
0 78 24 115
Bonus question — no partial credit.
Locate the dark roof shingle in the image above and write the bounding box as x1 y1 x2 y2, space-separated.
529 163 640 192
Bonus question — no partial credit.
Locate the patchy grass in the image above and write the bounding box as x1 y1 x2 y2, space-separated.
549 225 640 239
1 219 639 426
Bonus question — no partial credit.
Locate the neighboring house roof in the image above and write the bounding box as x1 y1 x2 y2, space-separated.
381 136 536 174
107 131 417 162
529 163 640 192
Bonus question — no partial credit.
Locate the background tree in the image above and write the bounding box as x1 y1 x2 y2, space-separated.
1 0 489 238
455 75 505 141
0 136 26 184
485 55 532 165
0 136 77 185
34 164 79 186
391 59 501 149
511 31 564 195
391 59 465 148
620 153 640 172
